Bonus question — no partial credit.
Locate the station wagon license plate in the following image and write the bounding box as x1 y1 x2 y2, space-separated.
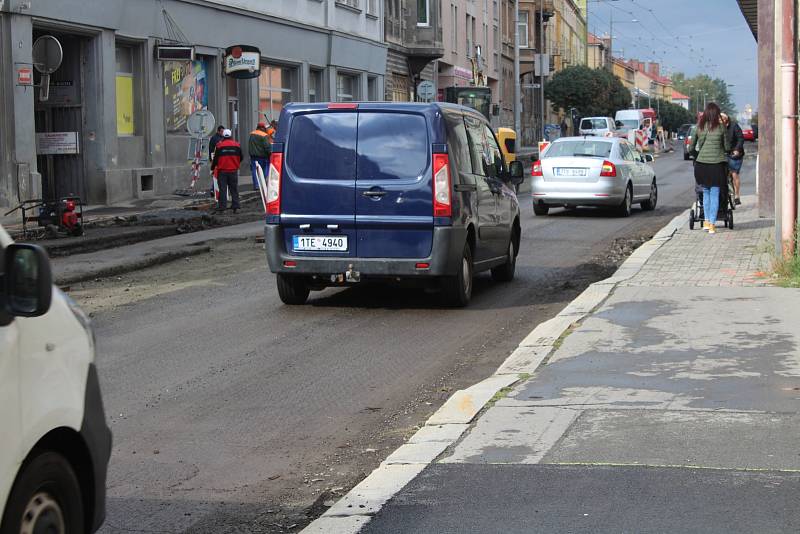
293 235 348 252
555 168 588 177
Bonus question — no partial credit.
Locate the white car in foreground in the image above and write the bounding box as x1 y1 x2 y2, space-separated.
531 136 658 217
0 225 111 533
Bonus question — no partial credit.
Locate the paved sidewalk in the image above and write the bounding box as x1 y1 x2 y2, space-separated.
308 180 800 532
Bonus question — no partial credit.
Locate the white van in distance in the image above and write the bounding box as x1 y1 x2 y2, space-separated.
0 226 111 533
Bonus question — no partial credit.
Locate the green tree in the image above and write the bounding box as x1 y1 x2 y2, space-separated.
654 99 694 132
672 72 736 115
544 65 632 118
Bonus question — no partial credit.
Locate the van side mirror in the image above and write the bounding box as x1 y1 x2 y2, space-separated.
644 154 654 163
508 161 524 185
4 244 52 317
615 120 623 128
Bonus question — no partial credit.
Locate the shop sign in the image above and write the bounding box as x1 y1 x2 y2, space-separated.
36 131 79 155
17 66 33 86
224 45 260 79
454 66 473 81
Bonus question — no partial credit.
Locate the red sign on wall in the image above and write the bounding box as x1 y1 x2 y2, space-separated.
17 66 33 86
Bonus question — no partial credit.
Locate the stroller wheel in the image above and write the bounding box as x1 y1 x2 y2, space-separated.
689 209 695 230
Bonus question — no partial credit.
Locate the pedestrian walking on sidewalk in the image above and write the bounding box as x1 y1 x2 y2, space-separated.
248 122 271 190
690 102 731 234
721 113 745 205
210 129 242 213
208 125 226 197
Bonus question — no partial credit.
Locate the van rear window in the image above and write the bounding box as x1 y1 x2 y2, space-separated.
357 113 428 181
286 113 357 181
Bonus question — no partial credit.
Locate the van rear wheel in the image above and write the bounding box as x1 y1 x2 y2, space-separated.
1 451 83 534
276 274 310 305
442 243 473 307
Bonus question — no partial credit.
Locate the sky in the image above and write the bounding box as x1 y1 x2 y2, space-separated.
585 0 758 112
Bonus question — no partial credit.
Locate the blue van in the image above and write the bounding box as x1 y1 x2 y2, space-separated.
264 102 524 306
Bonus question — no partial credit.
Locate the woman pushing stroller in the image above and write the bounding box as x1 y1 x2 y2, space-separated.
689 103 731 234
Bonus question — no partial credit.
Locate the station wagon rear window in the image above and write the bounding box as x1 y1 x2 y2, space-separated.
286 113 357 181
581 118 608 129
544 140 613 159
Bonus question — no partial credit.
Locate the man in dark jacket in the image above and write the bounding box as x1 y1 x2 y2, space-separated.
208 125 225 160
722 113 745 205
248 122 271 190
210 129 242 212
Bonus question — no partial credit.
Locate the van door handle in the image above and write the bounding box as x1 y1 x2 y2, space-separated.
362 190 387 197
454 184 477 192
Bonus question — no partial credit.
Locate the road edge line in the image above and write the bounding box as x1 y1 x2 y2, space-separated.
301 207 690 534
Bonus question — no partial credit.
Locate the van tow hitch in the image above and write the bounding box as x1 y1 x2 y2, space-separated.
345 264 361 283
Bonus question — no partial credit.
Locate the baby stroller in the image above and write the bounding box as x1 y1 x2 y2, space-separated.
688 174 735 230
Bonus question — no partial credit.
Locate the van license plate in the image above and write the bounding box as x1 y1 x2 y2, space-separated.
293 235 348 252
556 168 587 177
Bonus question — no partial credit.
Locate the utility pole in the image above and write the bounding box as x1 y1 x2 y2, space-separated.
539 0 545 141
514 1 521 136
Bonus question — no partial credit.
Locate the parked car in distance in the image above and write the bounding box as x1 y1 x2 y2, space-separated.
741 124 755 141
531 136 657 217
264 102 525 307
0 226 111 533
683 125 697 160
578 117 616 137
677 123 693 140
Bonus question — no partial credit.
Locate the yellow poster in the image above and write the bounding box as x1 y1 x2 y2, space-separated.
116 75 134 135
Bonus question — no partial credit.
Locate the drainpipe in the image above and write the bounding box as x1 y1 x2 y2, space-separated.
780 0 797 257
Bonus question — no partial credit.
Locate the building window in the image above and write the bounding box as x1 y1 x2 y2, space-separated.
452 4 458 51
337 72 359 102
484 22 488 57
115 45 136 136
368 76 379 101
466 15 473 57
309 69 324 102
163 58 209 134
367 0 377 15
518 11 529 48
417 0 429 26
259 64 297 123
336 0 360 9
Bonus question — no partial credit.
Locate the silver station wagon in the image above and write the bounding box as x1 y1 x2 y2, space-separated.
531 136 657 217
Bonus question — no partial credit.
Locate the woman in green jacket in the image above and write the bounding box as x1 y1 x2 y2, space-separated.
690 102 731 234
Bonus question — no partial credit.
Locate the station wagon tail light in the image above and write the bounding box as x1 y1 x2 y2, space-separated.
432 153 452 217
531 160 543 177
267 152 283 215
600 160 617 177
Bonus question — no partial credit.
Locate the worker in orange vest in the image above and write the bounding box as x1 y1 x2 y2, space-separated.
248 122 271 190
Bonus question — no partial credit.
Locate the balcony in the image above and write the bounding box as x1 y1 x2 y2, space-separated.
384 5 444 75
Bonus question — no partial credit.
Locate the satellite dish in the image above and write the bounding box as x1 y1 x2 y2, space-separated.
32 35 62 74
32 35 63 102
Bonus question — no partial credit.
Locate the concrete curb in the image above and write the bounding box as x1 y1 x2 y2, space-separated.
54 243 212 286
301 207 690 534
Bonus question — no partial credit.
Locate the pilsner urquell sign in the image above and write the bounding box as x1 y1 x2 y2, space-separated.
224 45 260 79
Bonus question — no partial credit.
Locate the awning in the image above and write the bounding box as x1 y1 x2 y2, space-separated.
736 0 757 41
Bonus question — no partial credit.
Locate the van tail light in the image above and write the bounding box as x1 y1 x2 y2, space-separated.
432 153 452 217
267 152 283 215
600 160 617 177
531 160 543 177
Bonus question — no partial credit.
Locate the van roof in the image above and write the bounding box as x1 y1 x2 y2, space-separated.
280 101 486 119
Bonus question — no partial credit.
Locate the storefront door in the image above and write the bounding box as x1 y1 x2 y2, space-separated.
33 32 88 201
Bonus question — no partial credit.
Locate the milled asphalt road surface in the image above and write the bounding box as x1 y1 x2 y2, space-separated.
90 149 701 532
